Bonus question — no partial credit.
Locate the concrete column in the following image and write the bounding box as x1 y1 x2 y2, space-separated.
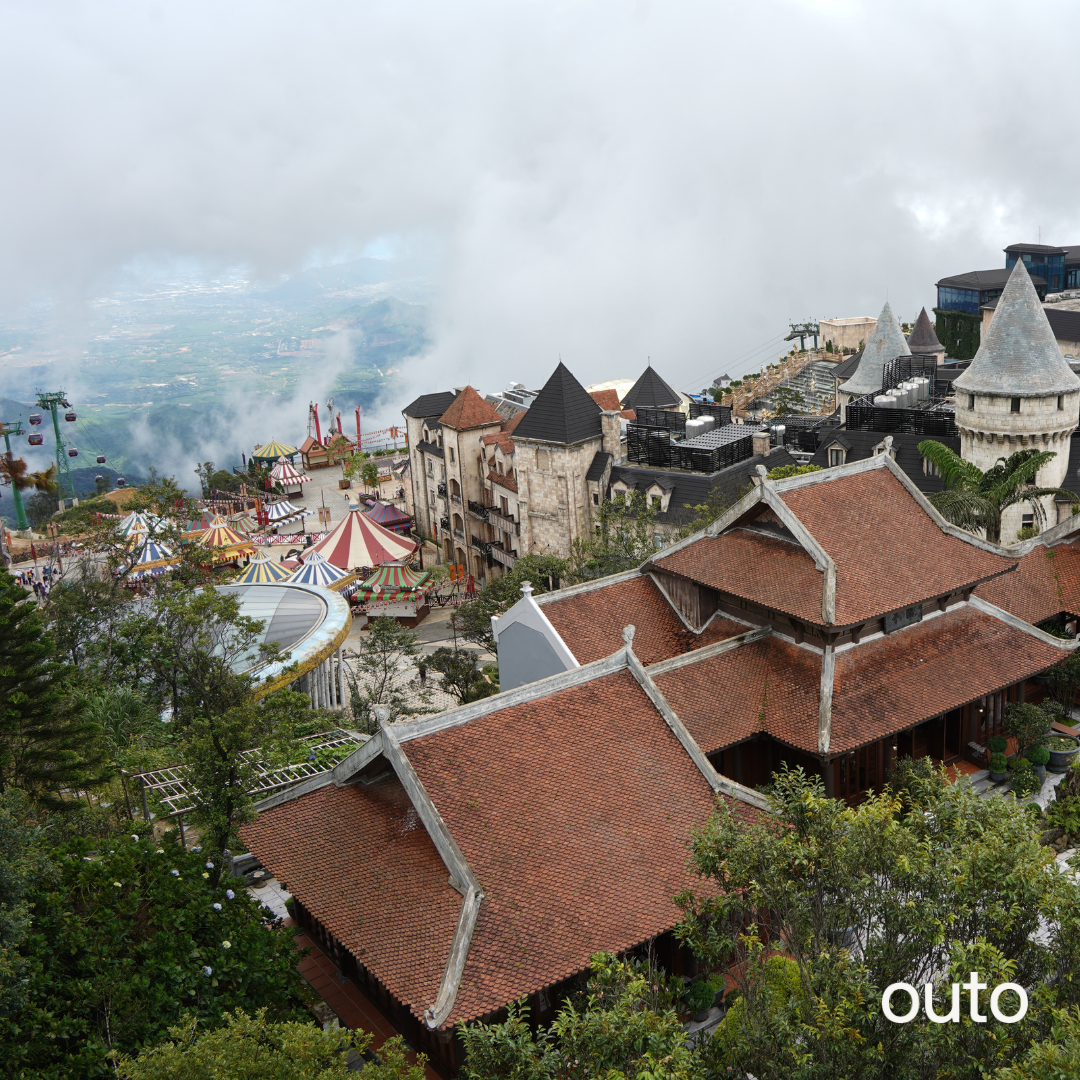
337 648 347 709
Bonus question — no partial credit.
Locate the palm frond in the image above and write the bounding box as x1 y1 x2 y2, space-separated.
917 440 981 490
925 489 997 534
979 449 1057 503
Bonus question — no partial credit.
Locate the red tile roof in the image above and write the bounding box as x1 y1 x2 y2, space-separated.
975 541 1080 624
240 778 463 1019
402 669 756 1025
655 467 1015 627
589 389 622 412
649 605 1065 757
829 605 1064 753
488 469 518 493
542 574 746 665
439 386 504 431
482 433 515 454
652 636 820 755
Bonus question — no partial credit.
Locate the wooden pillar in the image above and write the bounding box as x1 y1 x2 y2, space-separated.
733 746 744 785
883 738 894 781
823 759 835 799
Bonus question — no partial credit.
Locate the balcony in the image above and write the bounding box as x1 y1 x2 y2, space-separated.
450 491 462 504
470 534 493 555
490 544 517 568
437 482 448 498
487 507 519 535
453 527 466 542
467 499 490 522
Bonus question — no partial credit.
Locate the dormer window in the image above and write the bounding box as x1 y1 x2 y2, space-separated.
828 446 845 468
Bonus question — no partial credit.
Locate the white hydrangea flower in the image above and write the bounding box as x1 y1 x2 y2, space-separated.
212 903 222 911
170 869 180 877
225 889 235 900
201 966 213 976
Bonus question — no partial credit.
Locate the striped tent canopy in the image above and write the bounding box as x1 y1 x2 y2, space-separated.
197 523 256 560
266 500 311 523
269 457 312 484
285 551 355 591
234 555 292 584
227 512 258 534
185 511 226 534
306 506 417 571
118 511 154 537
123 539 178 579
251 440 298 464
359 563 430 591
363 500 412 532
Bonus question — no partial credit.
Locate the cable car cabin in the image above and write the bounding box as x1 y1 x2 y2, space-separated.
64 411 77 422
96 454 106 464
28 413 42 425
94 474 104 483
68 447 79 457
28 433 43 446
116 477 126 487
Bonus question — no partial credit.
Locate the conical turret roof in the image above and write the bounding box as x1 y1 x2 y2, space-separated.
511 362 603 444
954 260 1080 398
907 307 943 353
621 363 681 410
839 302 911 398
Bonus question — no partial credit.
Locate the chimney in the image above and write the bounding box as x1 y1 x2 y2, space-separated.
600 410 622 456
752 431 771 458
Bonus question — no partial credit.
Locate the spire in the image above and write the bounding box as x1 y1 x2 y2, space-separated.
621 364 681 410
838 301 911 398
954 259 1080 397
511 362 603 444
907 307 943 354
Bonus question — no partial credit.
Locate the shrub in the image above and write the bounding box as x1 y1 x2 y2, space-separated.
1027 745 1051 767
686 979 715 1012
987 735 1008 755
1011 761 1042 798
990 752 1007 774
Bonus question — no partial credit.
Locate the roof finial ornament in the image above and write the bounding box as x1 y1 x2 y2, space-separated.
372 704 391 728
520 580 533 597
755 464 768 481
622 624 636 646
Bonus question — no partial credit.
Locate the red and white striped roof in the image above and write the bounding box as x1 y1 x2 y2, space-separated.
305 506 417 570
269 457 311 484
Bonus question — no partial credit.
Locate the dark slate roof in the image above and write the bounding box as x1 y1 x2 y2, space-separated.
511 362 603 445
586 451 612 483
830 350 863 381
607 446 797 527
807 431 961 494
954 260 1080 398
1046 309 1080 345
937 268 1046 291
840 301 910 397
1004 244 1068 256
908 307 944 353
621 365 681 410
1065 246 1080 267
403 391 458 419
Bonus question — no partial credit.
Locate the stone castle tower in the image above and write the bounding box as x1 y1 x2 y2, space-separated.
953 258 1080 541
836 300 910 421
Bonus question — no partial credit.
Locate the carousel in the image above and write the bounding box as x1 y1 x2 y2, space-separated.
250 440 299 466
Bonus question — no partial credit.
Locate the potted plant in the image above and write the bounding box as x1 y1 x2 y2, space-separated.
1010 757 1042 800
686 978 715 1023
1026 744 1051 781
1047 733 1080 774
989 752 1009 783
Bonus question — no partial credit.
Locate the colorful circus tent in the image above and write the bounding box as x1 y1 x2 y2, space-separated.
306 506 417 571
183 511 227 538
124 539 178 580
234 550 292 584
197 522 256 561
269 457 311 495
251 440 298 464
117 511 162 538
285 551 356 593
227 511 258 534
362 500 412 533
356 562 431 621
266 500 311 523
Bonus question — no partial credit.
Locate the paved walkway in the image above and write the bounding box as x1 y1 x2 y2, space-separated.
288 923 443 1080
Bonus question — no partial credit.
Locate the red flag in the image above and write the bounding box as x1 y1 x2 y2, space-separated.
30 543 37 563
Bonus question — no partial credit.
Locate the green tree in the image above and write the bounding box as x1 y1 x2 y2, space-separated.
345 617 428 731
0 791 40 1017
675 764 1080 1080
0 831 308 1077
568 491 662 579
193 462 215 499
428 647 498 705
917 442 1078 544
452 553 569 652
0 567 104 804
994 1007 1080 1079
769 386 806 415
678 481 752 537
1004 701 1055 759
461 953 699 1080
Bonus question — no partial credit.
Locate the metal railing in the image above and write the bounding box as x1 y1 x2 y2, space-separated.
487 507 519 535
467 499 490 522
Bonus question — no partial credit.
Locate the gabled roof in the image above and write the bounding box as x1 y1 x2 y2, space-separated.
539 572 746 665
650 457 1015 628
839 301 911 398
621 365 681 410
439 386 504 431
403 391 458 419
954 260 1080 398
830 350 863 381
241 651 763 1030
585 450 611 483
511 362 603 445
589 388 622 412
908 307 943 353
975 539 1080 624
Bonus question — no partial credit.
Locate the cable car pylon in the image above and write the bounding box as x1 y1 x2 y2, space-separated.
35 391 77 504
0 420 30 530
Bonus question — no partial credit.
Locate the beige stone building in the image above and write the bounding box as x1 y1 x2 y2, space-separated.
820 316 877 353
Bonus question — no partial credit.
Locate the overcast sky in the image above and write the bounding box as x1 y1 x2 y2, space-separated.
3 0 1080 399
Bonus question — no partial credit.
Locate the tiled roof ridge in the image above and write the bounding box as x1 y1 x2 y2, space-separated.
533 567 644 605
967 594 1080 652
439 385 505 431
621 364 682 410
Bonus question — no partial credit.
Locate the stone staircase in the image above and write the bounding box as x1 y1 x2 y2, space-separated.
748 359 840 416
